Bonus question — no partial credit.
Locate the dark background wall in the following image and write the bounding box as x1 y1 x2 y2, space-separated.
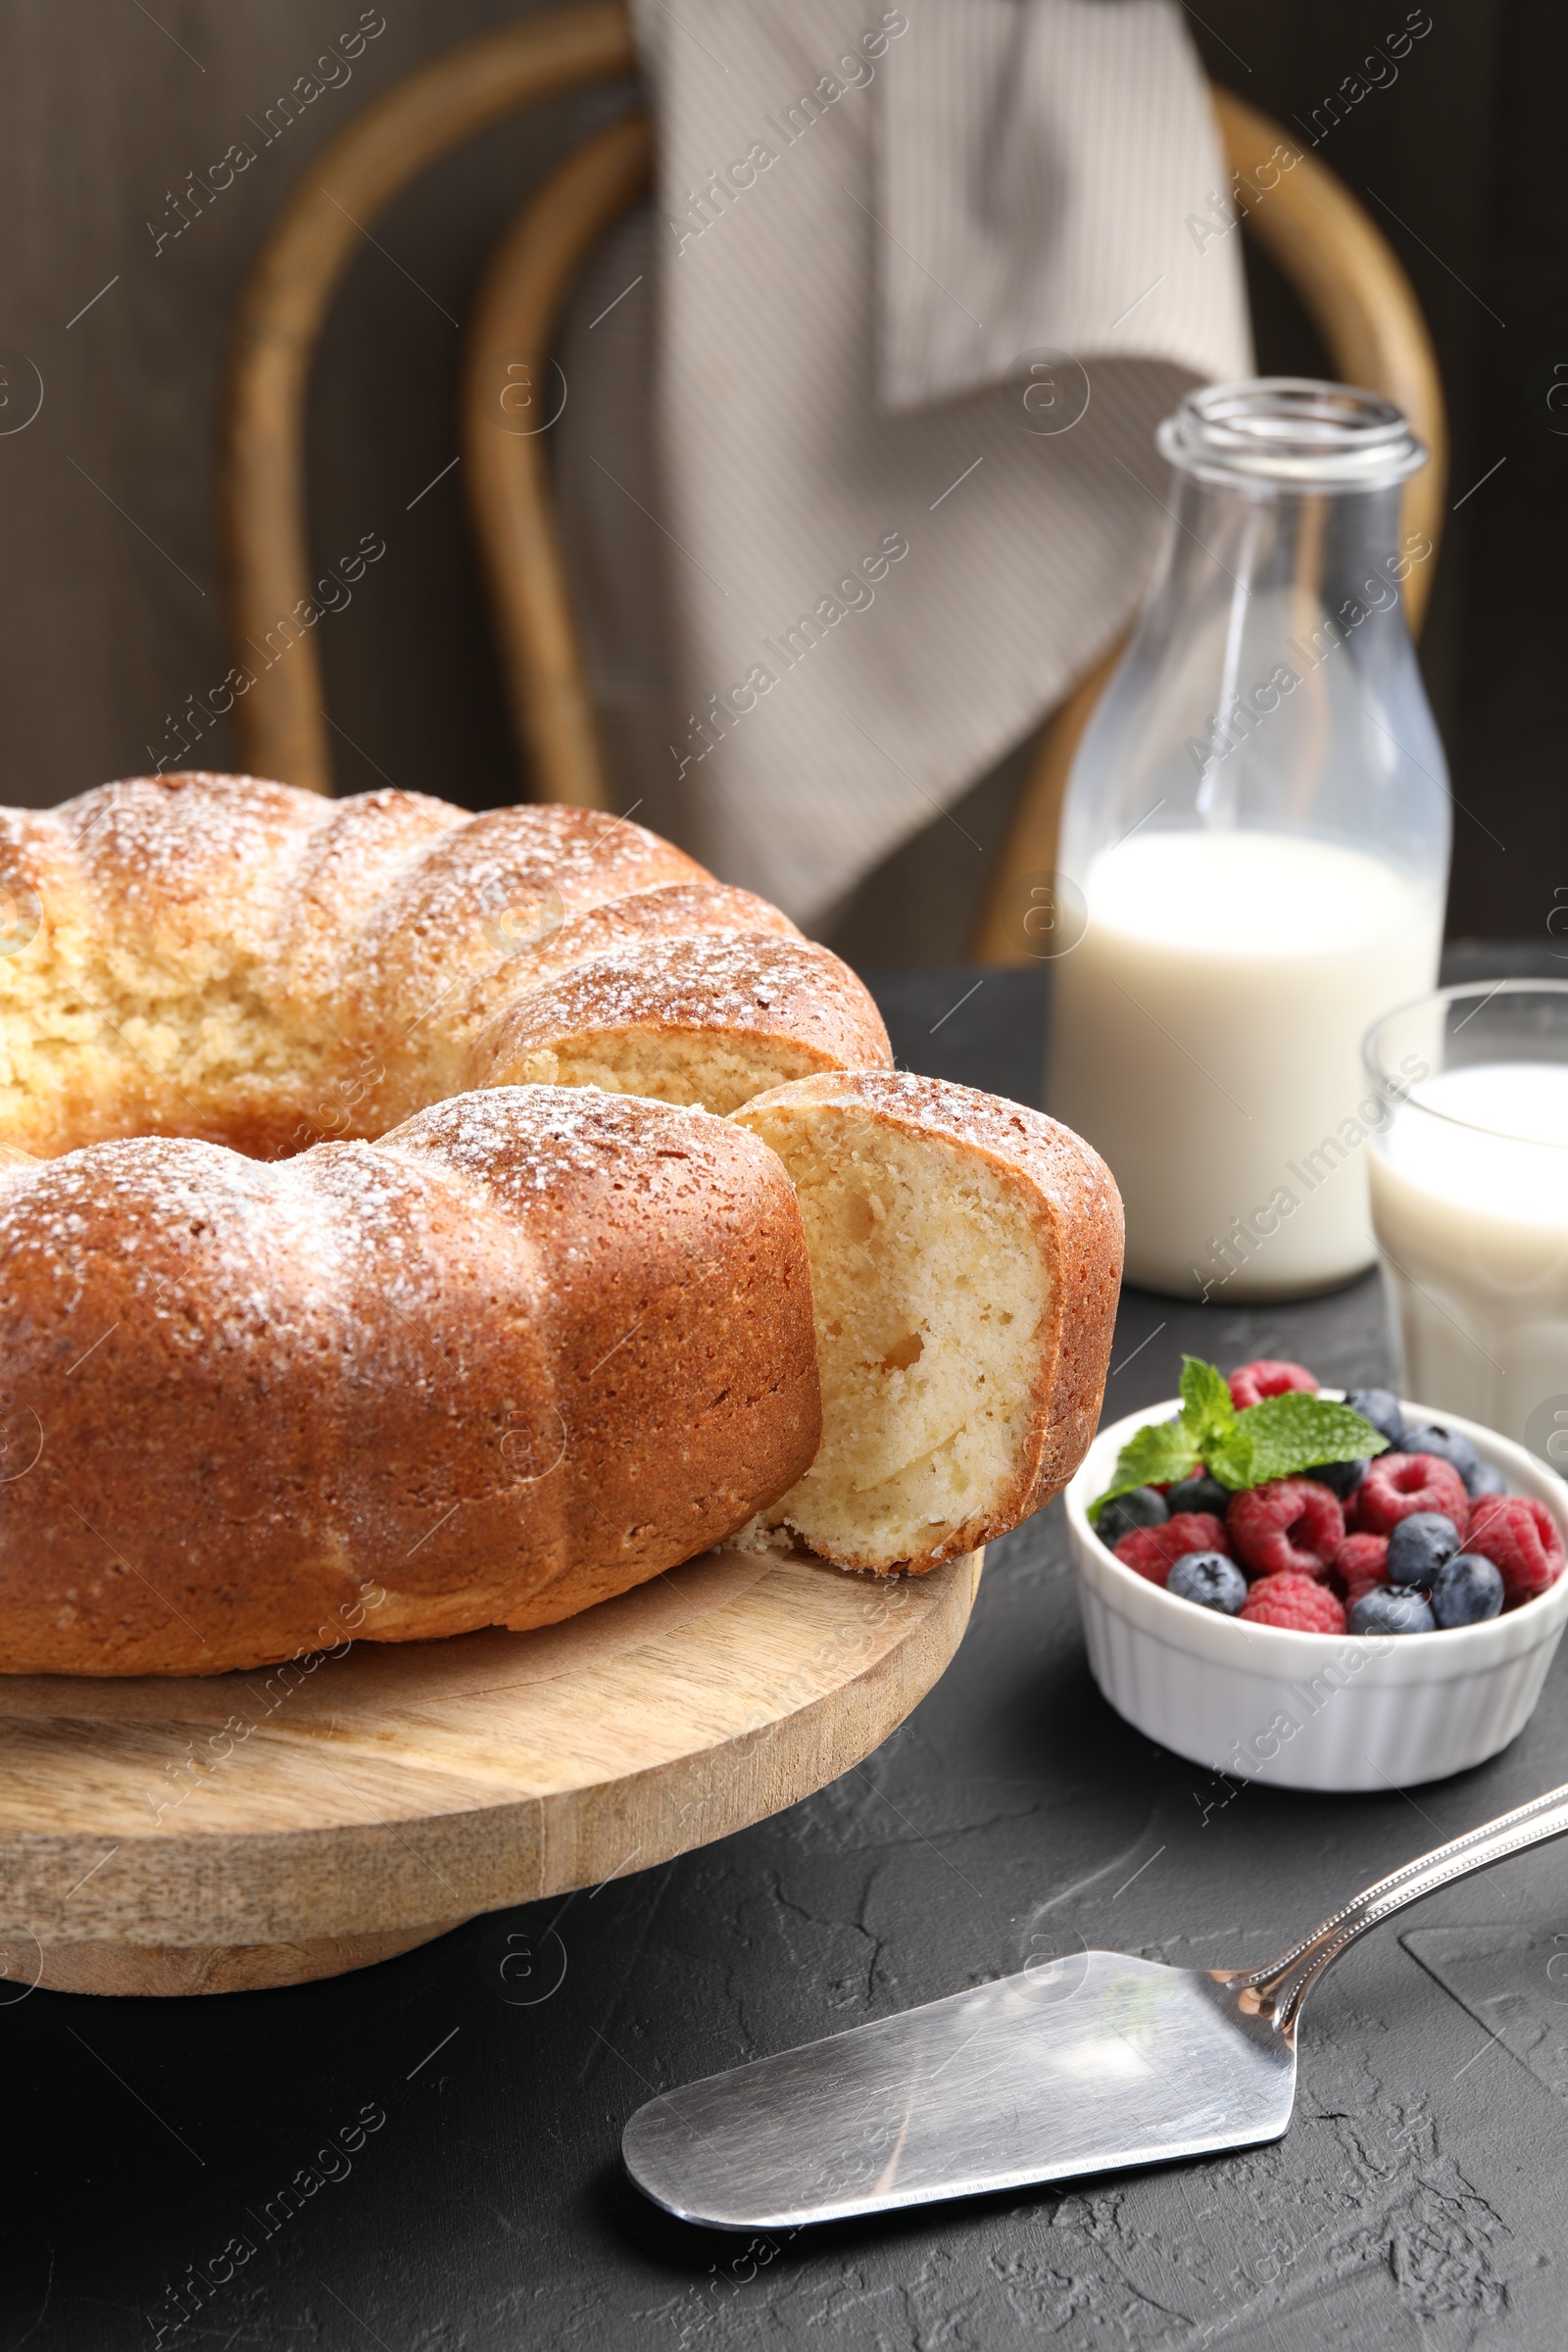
0 0 1556 948
1183 0 1565 950
0 0 633 822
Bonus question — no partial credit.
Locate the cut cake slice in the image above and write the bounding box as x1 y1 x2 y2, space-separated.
732 1072 1123 1573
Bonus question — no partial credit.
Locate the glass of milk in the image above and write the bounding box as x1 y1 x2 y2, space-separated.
1049 379 1449 1298
1366 982 1568 1461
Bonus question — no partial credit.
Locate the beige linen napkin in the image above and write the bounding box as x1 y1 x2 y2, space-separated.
554 0 1250 925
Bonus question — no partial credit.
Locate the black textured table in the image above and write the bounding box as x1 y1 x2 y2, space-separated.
10 967 1568 2352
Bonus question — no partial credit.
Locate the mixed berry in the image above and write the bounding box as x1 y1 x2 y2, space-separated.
1089 1358 1565 1636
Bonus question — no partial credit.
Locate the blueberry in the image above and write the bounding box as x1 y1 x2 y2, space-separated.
1429 1552 1504 1628
1467 1458 1506 1498
1400 1421 1483 1492
1386 1511 1462 1588
1096 1487 1169 1545
1345 1387 1406 1447
1348 1588 1437 1635
1304 1457 1367 1498
1166 1551 1249 1613
1166 1473 1232 1519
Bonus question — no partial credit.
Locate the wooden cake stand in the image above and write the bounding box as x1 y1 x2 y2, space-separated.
0 1544 980 1996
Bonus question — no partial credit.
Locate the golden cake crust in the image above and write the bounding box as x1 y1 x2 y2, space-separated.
475 932 893 1108
0 1090 820 1675
0 773 892 1156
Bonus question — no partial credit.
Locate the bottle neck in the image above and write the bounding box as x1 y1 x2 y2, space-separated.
1057 456 1448 891
1150 474 1420 647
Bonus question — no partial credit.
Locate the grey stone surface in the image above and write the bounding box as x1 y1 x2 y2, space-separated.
7 970 1567 2350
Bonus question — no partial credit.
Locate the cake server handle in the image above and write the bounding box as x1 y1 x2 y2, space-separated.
1219 1778 1568 2038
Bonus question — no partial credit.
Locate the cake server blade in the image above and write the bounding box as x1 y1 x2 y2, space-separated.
623 1780 1568 2230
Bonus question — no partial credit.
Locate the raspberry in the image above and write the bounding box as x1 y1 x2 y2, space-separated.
1113 1511 1231 1587
1464 1495 1566 1607
1353 1452 1469 1538
1227 1358 1317 1412
1228 1478 1345 1579
1333 1532 1389 1603
1240 1573 1347 1634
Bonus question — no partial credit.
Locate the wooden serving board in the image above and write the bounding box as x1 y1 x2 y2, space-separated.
0 1544 980 1996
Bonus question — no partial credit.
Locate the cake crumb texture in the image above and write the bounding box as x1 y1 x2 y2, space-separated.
734 1073 1123 1573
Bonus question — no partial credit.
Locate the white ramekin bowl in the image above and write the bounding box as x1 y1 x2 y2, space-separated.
1064 1397 1568 1792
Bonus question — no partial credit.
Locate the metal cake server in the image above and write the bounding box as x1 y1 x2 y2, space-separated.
624 1781 1568 2230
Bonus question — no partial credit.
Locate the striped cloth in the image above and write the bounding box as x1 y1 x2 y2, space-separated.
554 0 1250 928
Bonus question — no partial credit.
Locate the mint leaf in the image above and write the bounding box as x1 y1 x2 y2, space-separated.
1088 1418 1202 1524
1089 1364 1390 1524
1237 1394 1389 1487
1179 1355 1235 1448
1091 1356 1233 1518
1204 1421 1257 1492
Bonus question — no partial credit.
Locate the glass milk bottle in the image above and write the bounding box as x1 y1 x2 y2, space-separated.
1049 379 1448 1299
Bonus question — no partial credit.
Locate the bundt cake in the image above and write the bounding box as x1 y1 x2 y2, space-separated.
0 774 1123 1677
0 771 891 1157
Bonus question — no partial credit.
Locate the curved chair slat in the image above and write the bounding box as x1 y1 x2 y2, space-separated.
462 113 652 813
1213 88 1446 591
223 1 636 794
